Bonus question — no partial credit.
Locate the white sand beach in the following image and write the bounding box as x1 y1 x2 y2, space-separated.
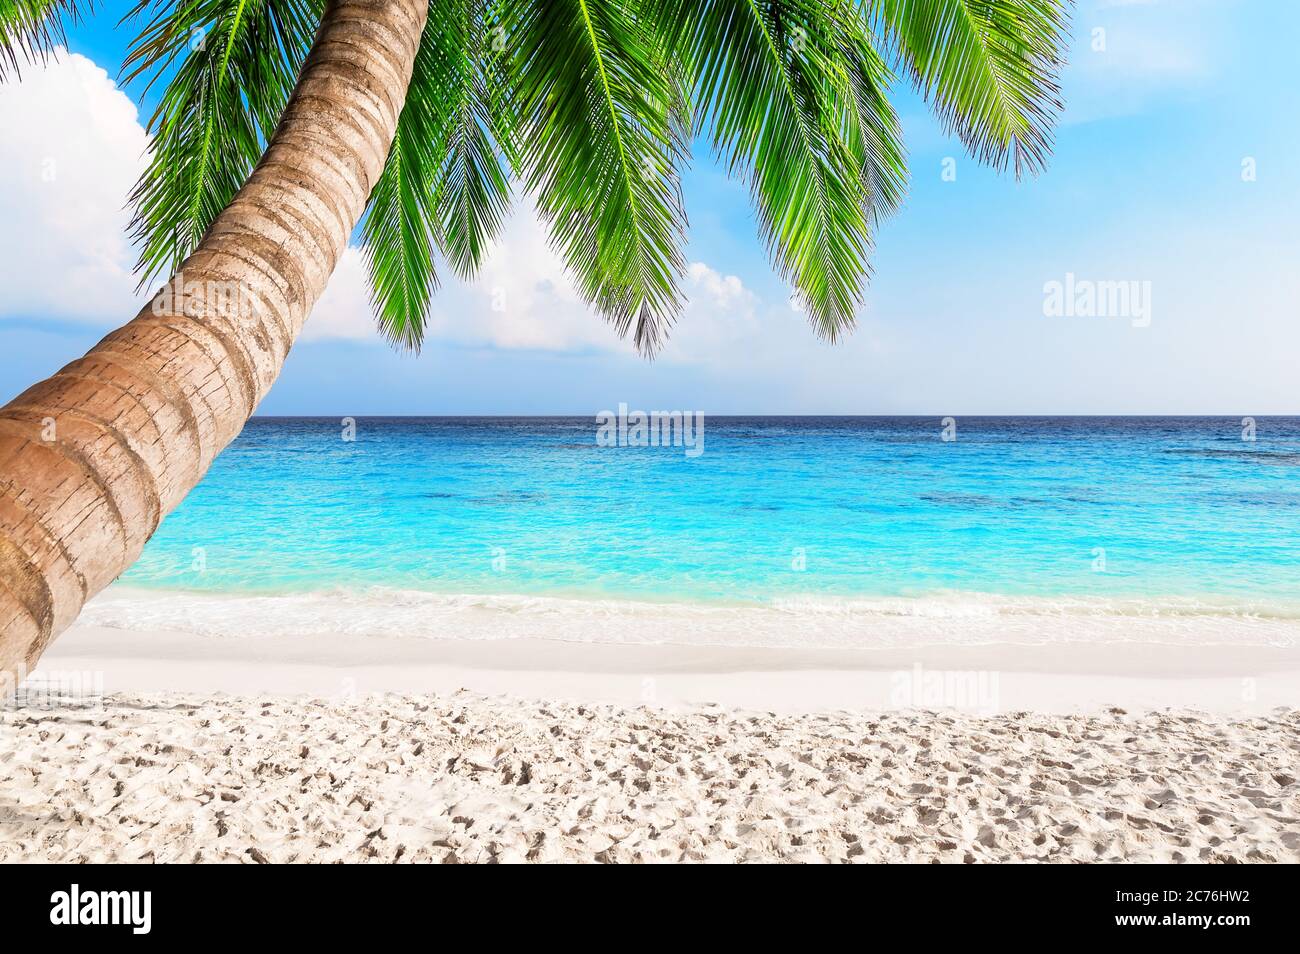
2 622 1298 863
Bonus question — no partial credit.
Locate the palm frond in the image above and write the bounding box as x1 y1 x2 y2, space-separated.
360 0 515 348
871 0 1070 177
673 0 881 341
508 0 689 355
0 0 92 76
433 0 513 280
837 2 907 224
359 13 444 350
124 0 322 289
360 121 440 351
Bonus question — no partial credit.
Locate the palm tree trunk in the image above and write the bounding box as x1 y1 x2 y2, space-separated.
0 0 429 688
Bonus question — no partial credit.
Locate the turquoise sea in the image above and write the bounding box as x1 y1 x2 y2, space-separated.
86 417 1300 648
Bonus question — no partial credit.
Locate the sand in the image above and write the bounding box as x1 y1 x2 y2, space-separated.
2 623 1298 863
3 692 1297 863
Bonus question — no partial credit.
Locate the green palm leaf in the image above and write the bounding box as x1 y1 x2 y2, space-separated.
124 0 321 289
361 120 440 351
432 0 513 280
674 0 886 341
871 0 1070 177
359 13 444 350
5 0 1068 355
0 0 92 76
508 0 689 354
837 3 907 224
360 0 514 347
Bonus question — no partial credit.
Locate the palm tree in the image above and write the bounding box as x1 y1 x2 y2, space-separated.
0 0 1070 684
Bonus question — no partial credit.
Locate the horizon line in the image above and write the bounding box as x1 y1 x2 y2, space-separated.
246 413 1300 419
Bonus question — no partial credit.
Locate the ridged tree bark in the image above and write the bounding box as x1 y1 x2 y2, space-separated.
0 0 429 688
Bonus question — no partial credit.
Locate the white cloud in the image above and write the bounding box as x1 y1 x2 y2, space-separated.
0 49 149 322
302 208 632 351
687 261 753 311
300 247 373 341
427 207 632 353
657 262 761 362
302 207 765 362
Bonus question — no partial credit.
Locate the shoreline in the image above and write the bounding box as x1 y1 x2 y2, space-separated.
80 586 1300 653
34 623 1300 714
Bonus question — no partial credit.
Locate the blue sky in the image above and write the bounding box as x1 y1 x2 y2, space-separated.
2 0 1297 414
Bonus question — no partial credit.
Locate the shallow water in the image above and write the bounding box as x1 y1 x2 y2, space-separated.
95 416 1300 647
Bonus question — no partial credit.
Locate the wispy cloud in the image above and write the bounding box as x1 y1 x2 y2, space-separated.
1063 0 1227 123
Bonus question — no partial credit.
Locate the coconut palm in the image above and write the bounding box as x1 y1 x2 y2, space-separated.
0 0 1070 682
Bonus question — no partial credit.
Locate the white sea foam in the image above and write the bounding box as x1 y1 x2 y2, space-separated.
76 586 1300 650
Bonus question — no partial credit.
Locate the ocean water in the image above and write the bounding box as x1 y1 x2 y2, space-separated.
85 417 1300 648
